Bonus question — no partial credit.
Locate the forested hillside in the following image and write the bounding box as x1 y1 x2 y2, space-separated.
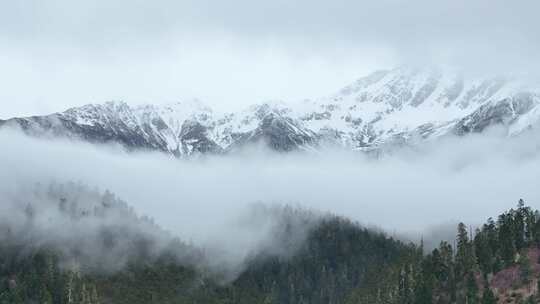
1 186 539 303
405 200 540 304
359 200 540 304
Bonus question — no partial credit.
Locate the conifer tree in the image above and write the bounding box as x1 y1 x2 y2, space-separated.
518 250 532 284
498 213 517 266
456 223 476 278
474 228 492 276
39 284 53 304
465 272 479 304
91 285 100 304
481 287 496 304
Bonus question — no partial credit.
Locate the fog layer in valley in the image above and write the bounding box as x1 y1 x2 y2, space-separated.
1 128 539 268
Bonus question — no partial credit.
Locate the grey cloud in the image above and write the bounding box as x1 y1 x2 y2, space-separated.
1 127 539 242
1 0 540 118
2 0 538 58
2 1 538 44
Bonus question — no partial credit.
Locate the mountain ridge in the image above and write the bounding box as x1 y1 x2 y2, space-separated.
2 67 540 156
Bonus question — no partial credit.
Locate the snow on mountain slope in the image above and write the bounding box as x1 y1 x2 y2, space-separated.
290 67 539 149
2 67 540 156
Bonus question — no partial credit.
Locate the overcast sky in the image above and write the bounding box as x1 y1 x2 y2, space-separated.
1 0 539 119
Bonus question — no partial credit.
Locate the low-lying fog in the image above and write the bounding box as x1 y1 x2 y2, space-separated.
1 128 539 252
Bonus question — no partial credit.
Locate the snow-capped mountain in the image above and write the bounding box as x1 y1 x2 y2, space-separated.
2 67 539 156
288 67 540 148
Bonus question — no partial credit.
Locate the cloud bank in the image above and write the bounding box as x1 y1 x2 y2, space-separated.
2 128 539 239
2 0 540 118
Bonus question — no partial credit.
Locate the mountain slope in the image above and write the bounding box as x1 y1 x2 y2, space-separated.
0 182 417 304
2 67 540 155
2 183 539 303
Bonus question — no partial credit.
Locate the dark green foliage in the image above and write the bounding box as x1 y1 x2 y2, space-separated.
474 228 493 276
481 287 497 304
465 272 479 304
2 196 540 304
413 259 435 304
225 217 418 304
411 199 540 304
0 192 418 304
456 223 477 278
518 250 533 284
0 250 100 304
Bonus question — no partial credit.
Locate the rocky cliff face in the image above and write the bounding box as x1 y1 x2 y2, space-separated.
2 67 539 156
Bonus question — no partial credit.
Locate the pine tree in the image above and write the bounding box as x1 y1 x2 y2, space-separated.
90 285 100 304
533 211 540 245
456 223 476 278
64 271 75 304
80 283 90 304
518 250 532 284
465 272 479 304
481 287 496 304
474 228 492 276
484 217 498 253
398 266 415 304
515 200 527 250
498 213 517 266
414 264 434 304
39 284 53 304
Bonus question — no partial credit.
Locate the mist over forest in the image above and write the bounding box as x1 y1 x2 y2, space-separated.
2 126 539 256
3 127 539 234
2 126 540 303
2 1 540 302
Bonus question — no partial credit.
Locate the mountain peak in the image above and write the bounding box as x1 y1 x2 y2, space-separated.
3 67 540 156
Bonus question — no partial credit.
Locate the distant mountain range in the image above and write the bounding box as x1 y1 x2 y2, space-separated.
2 67 539 156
